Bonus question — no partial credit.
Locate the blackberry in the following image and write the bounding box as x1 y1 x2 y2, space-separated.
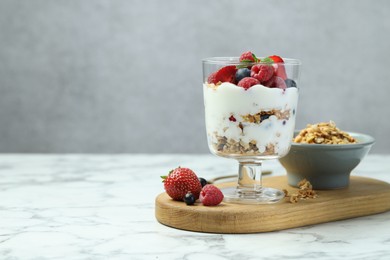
260 114 270 122
184 192 196 205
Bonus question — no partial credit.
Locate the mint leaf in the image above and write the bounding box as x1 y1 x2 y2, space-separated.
261 57 274 64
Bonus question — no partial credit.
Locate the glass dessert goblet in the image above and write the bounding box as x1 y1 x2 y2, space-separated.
202 56 301 204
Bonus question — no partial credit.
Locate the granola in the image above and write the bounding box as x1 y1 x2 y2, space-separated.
285 179 318 203
212 134 276 156
241 109 290 124
293 121 357 144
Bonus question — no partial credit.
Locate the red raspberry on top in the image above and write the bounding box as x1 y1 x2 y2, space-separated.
239 51 258 62
250 64 274 83
161 167 202 201
207 65 237 84
237 77 260 90
199 184 224 206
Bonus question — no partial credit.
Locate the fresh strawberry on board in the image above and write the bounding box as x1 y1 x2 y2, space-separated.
207 65 237 84
161 167 202 201
269 55 287 80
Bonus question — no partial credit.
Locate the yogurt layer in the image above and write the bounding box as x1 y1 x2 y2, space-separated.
203 82 298 157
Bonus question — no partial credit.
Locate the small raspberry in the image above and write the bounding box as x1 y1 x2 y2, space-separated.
229 115 237 122
239 51 258 62
237 77 260 90
200 184 224 206
250 64 274 83
264 76 287 89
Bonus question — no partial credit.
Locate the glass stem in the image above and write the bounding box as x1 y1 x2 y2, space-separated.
237 161 263 195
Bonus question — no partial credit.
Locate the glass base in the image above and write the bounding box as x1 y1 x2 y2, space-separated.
221 186 285 204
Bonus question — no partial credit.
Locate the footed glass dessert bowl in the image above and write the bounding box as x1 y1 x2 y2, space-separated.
202 52 301 204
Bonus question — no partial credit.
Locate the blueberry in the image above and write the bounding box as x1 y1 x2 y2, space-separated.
199 177 208 187
235 68 251 83
260 114 270 122
184 192 195 205
285 79 297 88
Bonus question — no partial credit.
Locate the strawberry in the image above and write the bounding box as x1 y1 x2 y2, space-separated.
199 184 224 206
269 55 284 63
161 167 202 201
250 64 274 83
239 51 259 62
207 65 237 84
269 55 287 80
237 77 260 90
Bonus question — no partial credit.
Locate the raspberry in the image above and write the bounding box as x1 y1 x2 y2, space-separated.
229 115 237 122
264 76 287 89
207 65 237 84
237 77 260 90
250 64 274 83
199 184 224 206
239 51 257 62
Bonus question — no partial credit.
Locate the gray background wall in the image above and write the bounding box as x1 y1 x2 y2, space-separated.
0 0 389 153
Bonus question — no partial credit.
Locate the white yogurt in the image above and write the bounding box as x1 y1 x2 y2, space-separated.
203 82 298 156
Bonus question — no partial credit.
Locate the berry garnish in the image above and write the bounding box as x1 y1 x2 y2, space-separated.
235 68 251 83
264 76 287 89
199 177 208 187
260 114 271 121
250 64 274 83
237 77 260 90
268 55 284 63
207 65 237 84
229 115 237 122
199 184 224 206
184 192 196 205
285 78 297 88
161 167 202 201
239 51 258 62
268 55 287 80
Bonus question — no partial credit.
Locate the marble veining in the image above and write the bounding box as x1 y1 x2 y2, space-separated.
0 154 389 259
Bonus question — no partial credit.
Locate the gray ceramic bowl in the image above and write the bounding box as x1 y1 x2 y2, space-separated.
279 132 375 189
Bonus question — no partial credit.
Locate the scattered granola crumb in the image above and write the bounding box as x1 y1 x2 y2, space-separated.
285 179 318 203
290 194 299 203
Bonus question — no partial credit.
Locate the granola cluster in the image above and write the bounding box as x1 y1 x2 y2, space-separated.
210 108 291 156
212 135 275 155
241 109 290 124
293 121 357 144
284 179 318 203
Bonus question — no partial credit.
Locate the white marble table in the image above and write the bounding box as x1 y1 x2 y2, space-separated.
0 154 389 259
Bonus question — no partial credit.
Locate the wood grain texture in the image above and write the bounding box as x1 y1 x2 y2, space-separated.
155 176 390 233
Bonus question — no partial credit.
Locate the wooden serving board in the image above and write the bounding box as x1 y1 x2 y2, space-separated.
155 176 390 233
